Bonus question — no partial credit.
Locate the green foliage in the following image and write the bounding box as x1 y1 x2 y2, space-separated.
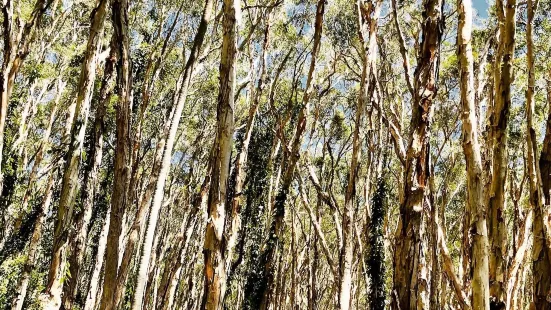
367 176 387 309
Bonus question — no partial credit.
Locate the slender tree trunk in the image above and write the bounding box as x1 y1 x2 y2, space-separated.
257 2 325 308
99 0 132 308
528 1 551 308
392 0 443 309
62 33 115 310
84 208 110 310
201 0 237 308
457 0 490 309
131 2 214 309
338 3 380 309
46 0 109 295
487 1 516 306
0 0 52 189
11 174 54 310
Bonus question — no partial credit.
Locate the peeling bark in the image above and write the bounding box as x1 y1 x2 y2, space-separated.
392 0 443 309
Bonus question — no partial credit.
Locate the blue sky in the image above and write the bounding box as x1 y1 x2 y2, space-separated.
473 0 489 18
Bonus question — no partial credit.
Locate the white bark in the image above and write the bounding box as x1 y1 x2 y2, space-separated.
132 1 214 308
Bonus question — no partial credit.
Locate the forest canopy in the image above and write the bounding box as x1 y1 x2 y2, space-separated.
0 0 551 309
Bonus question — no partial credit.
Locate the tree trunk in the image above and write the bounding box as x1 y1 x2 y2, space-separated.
11 174 54 310
392 0 442 309
201 0 237 308
530 1 551 308
62 32 115 310
131 1 214 309
256 2 325 308
487 1 516 306
46 0 109 294
339 2 381 309
98 0 132 308
457 0 490 309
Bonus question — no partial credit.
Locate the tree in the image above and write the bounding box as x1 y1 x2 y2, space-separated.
457 0 490 308
392 0 443 308
98 0 132 308
201 0 238 308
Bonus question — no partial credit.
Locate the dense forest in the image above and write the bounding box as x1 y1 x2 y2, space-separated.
1 0 551 309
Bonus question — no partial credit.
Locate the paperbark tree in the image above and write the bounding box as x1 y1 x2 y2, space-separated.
201 0 237 309
487 0 516 306
457 0 489 308
98 0 132 308
255 1 325 309
132 1 214 309
392 0 443 309
338 1 380 309
46 0 109 297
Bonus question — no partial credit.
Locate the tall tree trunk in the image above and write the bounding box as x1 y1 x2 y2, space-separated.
256 2 325 308
19 77 65 218
338 2 381 309
46 0 109 295
223 7 272 286
0 0 52 190
530 1 551 308
62 34 115 310
98 0 132 308
457 0 490 308
487 0 516 306
84 208 110 310
132 1 214 309
201 0 237 308
392 0 443 309
11 174 55 310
